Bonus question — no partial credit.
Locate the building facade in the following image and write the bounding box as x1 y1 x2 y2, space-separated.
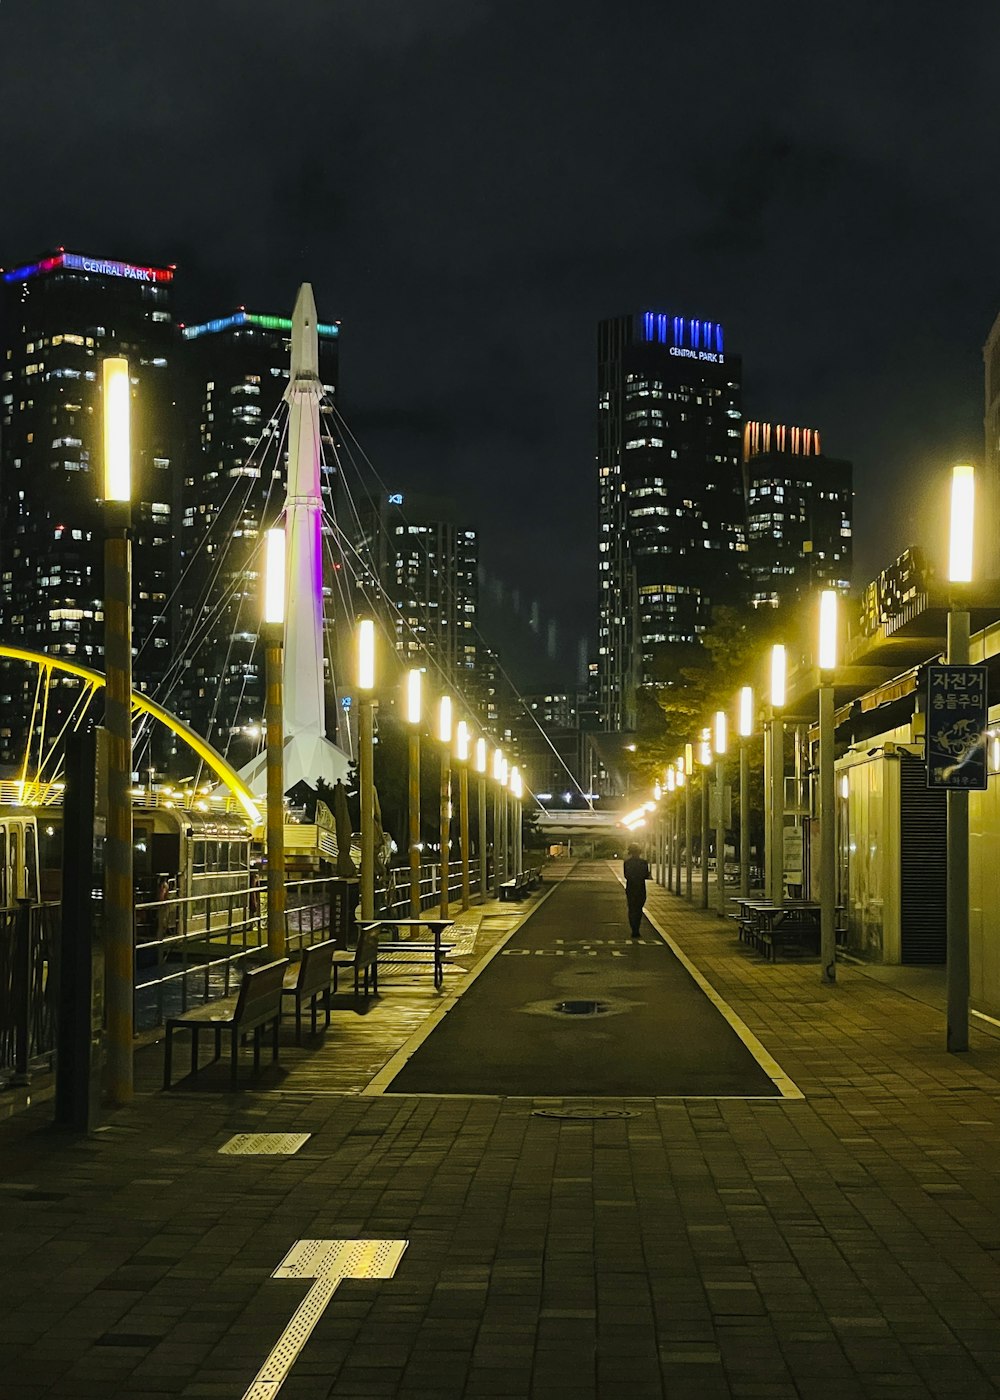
176 310 340 770
0 248 178 767
597 311 745 731
743 421 853 609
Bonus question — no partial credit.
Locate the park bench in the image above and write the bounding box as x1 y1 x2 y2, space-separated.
331 923 380 997
163 957 289 1090
500 866 543 901
281 939 336 1041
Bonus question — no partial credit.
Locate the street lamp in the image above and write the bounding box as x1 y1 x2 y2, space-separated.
474 735 488 900
683 745 693 900
698 729 711 910
947 463 975 1051
357 619 376 924
768 644 786 906
405 668 422 916
438 696 453 917
492 746 505 896
738 686 753 897
456 719 471 911
675 754 686 895
510 764 524 876
714 710 728 915
263 527 287 961
817 591 838 984
102 357 134 1104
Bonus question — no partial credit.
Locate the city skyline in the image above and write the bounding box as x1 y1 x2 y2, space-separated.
3 2 996 690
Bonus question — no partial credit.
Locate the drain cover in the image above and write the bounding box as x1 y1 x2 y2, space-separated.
533 1108 641 1120
219 1133 311 1156
554 1000 610 1016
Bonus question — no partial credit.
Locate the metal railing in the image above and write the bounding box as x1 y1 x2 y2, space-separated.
0 902 59 1082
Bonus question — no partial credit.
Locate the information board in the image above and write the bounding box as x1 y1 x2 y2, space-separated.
926 665 988 790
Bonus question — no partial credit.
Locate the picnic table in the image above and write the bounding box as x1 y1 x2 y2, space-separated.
358 917 456 989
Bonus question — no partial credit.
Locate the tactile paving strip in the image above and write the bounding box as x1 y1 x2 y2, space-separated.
218 1133 311 1155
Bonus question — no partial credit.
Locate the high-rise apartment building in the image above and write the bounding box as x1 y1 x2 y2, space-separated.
0 248 178 766
597 311 745 730
353 491 479 708
743 422 852 609
177 310 340 769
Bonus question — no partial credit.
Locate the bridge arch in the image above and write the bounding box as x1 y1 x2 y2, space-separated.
0 644 261 826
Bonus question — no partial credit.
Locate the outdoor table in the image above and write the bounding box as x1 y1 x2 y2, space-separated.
361 917 455 989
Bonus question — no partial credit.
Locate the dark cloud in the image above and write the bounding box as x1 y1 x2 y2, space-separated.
3 0 1000 687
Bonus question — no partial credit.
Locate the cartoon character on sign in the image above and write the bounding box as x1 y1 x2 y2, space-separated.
934 718 986 780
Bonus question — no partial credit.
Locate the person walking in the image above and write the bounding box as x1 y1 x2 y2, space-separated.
623 843 651 940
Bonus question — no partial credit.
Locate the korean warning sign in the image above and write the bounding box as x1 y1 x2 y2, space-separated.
926 665 988 790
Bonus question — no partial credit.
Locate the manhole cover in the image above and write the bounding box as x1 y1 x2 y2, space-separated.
532 1108 642 1120
554 1000 611 1016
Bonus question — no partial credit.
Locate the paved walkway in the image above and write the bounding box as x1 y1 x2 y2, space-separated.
3 861 1000 1397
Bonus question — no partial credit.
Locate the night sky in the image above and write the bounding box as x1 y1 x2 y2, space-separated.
3 1 997 689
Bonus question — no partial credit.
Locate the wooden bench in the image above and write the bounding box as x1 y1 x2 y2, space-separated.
163 958 289 1090
281 939 336 1041
331 923 380 997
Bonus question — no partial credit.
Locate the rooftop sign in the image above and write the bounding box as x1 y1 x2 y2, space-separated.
640 310 724 360
182 311 339 340
2 250 174 285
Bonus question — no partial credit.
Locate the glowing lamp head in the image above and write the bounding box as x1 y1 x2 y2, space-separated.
493 747 504 781
438 695 453 745
818 590 838 672
699 730 712 768
456 719 470 762
684 743 694 775
510 766 523 799
770 644 786 710
948 463 975 584
676 756 686 788
738 686 754 738
714 710 727 757
263 528 285 625
666 767 676 792
654 780 662 800
474 736 487 773
102 357 131 503
406 668 422 725
357 618 375 691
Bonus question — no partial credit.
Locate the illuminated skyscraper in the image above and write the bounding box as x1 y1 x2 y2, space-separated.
177 310 340 769
597 311 745 731
743 422 853 609
0 248 178 765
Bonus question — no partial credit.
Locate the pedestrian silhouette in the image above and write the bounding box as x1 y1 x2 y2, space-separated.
623 843 650 940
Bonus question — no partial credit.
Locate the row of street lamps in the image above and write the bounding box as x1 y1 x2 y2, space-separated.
631 464 978 1053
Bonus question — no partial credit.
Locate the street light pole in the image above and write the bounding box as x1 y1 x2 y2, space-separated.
675 761 685 894
358 619 376 925
102 357 134 1105
510 766 523 875
714 711 727 916
438 696 452 919
406 669 422 917
475 737 488 900
457 721 471 911
263 528 286 961
738 687 753 897
818 591 838 984
684 745 693 901
770 645 786 908
947 463 975 1052
699 732 711 910
492 748 504 897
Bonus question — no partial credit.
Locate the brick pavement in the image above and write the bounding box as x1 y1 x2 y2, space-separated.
2 860 1000 1397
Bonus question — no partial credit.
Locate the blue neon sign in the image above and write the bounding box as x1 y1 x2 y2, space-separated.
640 310 724 359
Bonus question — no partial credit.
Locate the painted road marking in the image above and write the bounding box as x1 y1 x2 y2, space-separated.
242 1239 408 1399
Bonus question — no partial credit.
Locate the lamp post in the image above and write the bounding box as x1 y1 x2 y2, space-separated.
492 747 505 897
475 736 488 900
653 779 664 886
102 357 134 1104
457 720 471 911
947 463 975 1052
664 769 675 890
769 644 786 907
714 711 728 915
357 619 376 925
699 730 711 910
738 686 753 897
510 766 523 876
438 696 452 918
406 668 422 917
675 757 686 894
683 745 693 900
818 591 838 984
263 527 287 960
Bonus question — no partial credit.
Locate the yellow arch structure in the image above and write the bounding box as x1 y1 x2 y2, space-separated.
0 644 261 827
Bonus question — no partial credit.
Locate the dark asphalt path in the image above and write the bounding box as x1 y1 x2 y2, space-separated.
388 864 780 1096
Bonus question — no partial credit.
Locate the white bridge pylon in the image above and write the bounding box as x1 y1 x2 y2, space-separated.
239 283 351 799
